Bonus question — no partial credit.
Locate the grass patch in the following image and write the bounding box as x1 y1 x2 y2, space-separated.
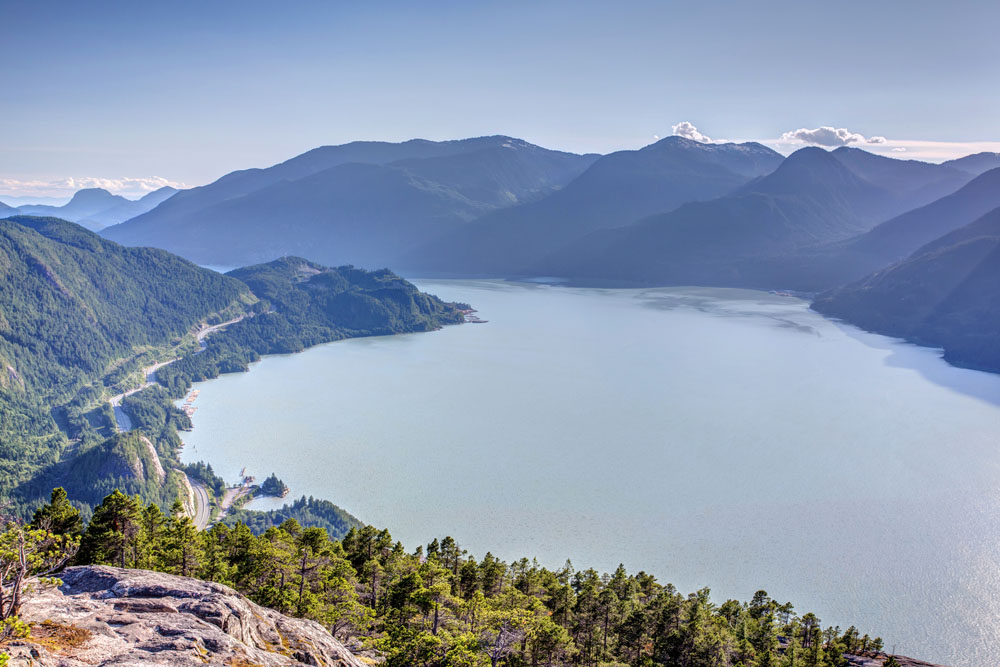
29 620 92 652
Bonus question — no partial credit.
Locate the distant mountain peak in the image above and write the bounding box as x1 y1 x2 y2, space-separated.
943 151 1000 176
645 135 721 152
68 187 118 201
756 146 846 183
782 145 836 163
645 136 779 154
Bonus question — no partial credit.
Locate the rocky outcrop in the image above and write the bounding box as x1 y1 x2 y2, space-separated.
139 435 166 483
4 566 369 666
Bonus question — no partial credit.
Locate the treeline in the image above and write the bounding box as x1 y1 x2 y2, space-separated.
24 488 887 667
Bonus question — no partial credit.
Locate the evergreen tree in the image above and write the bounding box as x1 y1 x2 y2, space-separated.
77 491 142 568
29 487 83 536
137 503 166 570
162 500 201 577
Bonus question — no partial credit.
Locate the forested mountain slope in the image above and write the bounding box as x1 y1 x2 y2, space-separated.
0 216 464 518
0 216 252 504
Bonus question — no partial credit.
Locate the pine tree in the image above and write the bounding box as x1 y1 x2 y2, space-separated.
29 487 83 537
78 491 142 568
137 503 166 570
163 500 201 577
198 523 236 586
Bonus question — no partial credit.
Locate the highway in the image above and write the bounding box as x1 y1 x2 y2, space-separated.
108 358 180 432
108 315 245 432
188 478 212 530
195 315 245 353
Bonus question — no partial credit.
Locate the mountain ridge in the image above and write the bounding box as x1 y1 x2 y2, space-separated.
5 186 179 231
398 137 785 276
813 206 1000 373
530 146 927 287
101 136 599 268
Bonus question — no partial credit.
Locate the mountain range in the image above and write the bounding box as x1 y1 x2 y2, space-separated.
528 146 979 287
941 151 1000 176
791 167 1000 289
16 134 999 374
102 136 597 267
2 186 178 231
398 136 785 276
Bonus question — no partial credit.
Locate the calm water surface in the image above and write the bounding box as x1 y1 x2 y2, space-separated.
180 280 1000 666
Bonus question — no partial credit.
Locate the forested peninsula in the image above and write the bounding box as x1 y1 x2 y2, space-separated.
0 215 464 521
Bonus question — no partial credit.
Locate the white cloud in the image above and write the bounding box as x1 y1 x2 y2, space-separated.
672 121 712 143
0 175 185 200
891 147 907 152
780 126 881 147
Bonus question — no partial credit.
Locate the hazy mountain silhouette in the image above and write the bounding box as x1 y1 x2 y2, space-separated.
14 189 128 228
6 187 178 231
102 137 597 268
786 167 1000 289
81 186 178 229
398 136 784 275
942 151 1000 176
533 147 921 287
814 205 1000 372
829 147 970 207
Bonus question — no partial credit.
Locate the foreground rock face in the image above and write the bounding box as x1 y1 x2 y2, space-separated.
5 565 368 666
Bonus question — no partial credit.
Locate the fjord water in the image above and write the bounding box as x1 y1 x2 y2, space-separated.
180 280 1000 666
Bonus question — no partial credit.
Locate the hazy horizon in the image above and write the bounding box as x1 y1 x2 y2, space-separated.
2 134 997 204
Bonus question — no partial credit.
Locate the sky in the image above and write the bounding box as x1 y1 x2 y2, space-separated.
2 0 998 201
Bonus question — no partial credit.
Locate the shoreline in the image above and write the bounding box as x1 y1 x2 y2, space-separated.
173 316 468 517
165 280 999 666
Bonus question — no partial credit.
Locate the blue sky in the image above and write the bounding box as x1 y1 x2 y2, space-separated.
2 0 998 199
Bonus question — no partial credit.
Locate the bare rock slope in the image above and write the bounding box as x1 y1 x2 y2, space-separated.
5 566 369 666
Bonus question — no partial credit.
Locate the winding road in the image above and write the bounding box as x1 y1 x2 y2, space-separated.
195 315 246 353
105 314 247 527
108 314 246 432
108 358 179 432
